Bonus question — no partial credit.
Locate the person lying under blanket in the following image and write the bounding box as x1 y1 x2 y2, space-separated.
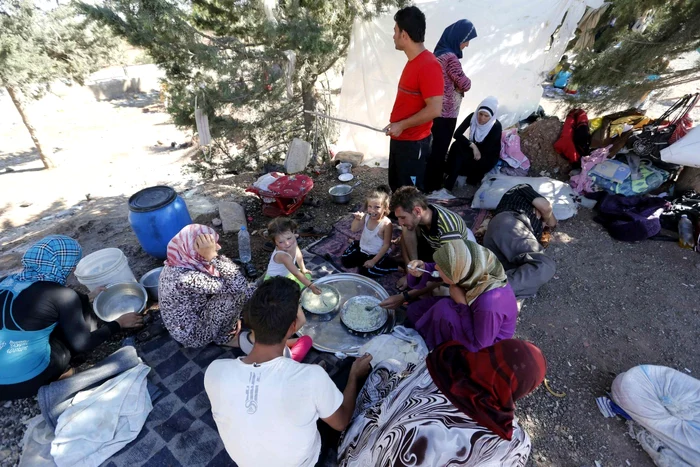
483 184 557 298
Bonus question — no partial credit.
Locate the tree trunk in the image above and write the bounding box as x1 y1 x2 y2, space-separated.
301 78 318 139
6 85 56 169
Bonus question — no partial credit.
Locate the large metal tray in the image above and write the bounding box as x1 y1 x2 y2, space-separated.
297 273 394 356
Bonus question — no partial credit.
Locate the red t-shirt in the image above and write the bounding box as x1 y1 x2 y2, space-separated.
389 50 444 141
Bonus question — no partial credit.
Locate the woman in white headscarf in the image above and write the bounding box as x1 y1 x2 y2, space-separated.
444 96 502 190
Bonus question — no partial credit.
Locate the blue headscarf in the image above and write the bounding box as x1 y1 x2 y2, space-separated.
434 19 478 59
0 235 82 297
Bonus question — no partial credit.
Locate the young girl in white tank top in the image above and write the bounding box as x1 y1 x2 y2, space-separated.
341 186 399 278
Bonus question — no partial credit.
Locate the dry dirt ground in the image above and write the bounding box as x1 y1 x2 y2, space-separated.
2 89 700 467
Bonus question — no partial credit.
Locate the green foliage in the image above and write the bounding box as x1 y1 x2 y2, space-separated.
0 0 122 98
80 0 407 178
572 0 700 110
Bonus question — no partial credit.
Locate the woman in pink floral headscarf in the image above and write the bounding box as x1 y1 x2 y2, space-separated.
159 224 256 348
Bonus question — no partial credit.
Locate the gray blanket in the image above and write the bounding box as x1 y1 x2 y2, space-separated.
483 211 556 298
38 346 141 430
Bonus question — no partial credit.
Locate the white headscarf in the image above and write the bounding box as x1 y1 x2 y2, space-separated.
469 96 499 143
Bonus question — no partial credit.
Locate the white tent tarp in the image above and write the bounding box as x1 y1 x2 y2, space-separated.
336 0 604 166
661 126 700 168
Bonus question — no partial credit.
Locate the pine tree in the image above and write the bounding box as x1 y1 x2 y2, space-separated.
0 0 122 169
80 0 407 176
572 0 700 110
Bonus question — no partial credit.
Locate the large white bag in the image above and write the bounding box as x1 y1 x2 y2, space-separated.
471 174 578 220
611 365 700 466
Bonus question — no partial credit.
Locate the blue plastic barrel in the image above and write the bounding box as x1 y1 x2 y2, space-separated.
128 186 192 259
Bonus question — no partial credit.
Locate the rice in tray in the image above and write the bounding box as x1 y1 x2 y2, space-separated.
341 296 387 332
301 284 339 314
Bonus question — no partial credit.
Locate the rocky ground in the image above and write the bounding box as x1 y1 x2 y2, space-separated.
3 164 699 466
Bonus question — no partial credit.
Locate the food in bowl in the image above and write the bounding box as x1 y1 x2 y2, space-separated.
301 284 340 314
340 296 388 333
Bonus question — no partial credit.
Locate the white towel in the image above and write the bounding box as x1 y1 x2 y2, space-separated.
50 364 152 467
360 326 429 368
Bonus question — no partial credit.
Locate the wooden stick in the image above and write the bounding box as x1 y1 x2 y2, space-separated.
304 110 386 133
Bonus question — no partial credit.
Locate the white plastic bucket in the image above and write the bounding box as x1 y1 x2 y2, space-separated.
74 248 136 292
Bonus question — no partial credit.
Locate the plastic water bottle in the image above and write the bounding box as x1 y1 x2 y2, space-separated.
678 215 695 249
238 226 252 262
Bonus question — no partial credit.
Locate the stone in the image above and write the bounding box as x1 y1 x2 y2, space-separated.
185 196 218 224
675 166 700 194
218 201 247 233
334 150 364 167
284 138 312 174
212 218 222 227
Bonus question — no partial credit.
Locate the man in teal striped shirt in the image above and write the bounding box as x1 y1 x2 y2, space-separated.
379 187 475 309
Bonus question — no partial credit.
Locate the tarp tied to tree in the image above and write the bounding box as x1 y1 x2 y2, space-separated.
573 0 700 109
81 0 407 177
0 0 121 169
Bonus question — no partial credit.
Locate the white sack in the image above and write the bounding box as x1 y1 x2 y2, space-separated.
471 174 578 220
337 0 604 166
611 365 700 466
660 126 700 168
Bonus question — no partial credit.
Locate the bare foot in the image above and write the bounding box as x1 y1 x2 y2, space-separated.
58 367 75 380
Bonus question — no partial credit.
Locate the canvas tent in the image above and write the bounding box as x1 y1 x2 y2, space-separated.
335 0 605 166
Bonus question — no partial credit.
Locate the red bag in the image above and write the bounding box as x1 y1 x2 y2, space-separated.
669 116 693 145
554 109 590 163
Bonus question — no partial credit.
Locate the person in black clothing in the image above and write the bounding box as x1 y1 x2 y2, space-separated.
445 96 502 190
482 185 557 298
0 235 143 401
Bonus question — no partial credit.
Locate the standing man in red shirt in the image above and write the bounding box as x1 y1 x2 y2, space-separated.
384 6 444 193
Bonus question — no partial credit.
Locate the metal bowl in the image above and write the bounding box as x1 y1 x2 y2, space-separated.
329 184 354 204
93 282 148 322
139 267 163 301
340 295 388 334
301 284 341 318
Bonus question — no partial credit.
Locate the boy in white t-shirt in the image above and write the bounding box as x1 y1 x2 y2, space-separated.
204 276 372 467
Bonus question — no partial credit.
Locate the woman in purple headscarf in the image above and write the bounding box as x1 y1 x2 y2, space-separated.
425 19 478 193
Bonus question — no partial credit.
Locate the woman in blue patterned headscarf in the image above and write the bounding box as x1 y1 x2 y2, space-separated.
426 19 479 193
434 19 478 60
0 236 143 400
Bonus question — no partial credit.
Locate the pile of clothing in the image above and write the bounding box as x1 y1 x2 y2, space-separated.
561 109 672 196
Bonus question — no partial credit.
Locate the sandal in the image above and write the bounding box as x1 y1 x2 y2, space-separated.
263 241 275 252
293 211 315 222
136 321 168 343
243 262 260 279
303 196 321 207
299 226 331 237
